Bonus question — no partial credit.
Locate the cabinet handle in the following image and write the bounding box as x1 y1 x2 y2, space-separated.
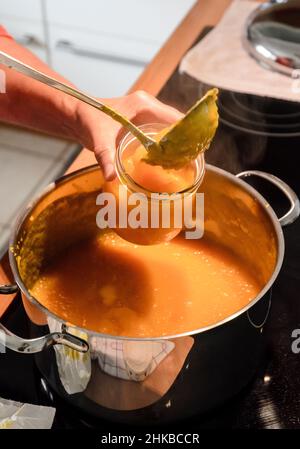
16 34 45 47
56 40 147 67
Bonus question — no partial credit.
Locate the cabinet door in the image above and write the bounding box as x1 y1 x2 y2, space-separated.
1 18 48 62
48 27 156 97
52 49 143 97
45 0 195 44
0 0 43 21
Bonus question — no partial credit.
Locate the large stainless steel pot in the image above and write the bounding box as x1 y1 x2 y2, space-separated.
0 164 299 424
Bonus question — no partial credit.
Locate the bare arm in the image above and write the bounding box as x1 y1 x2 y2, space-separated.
0 34 182 179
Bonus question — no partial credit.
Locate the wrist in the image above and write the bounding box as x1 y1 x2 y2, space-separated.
71 100 102 149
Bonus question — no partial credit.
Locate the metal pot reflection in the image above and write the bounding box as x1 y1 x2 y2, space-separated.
0 164 299 424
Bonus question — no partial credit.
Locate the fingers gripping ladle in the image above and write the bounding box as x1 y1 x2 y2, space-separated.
0 51 218 169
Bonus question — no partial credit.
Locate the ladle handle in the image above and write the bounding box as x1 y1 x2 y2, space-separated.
237 170 300 226
0 50 155 150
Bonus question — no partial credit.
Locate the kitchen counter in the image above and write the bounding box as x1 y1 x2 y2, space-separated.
1 0 300 430
0 125 81 257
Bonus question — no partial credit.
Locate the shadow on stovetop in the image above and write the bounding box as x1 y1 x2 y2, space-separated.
0 295 295 429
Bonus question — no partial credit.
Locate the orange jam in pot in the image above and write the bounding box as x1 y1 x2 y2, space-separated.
103 124 205 245
30 230 261 338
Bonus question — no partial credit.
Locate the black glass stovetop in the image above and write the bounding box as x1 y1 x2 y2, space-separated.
0 28 300 430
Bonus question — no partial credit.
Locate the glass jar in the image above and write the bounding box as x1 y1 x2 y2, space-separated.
103 123 205 245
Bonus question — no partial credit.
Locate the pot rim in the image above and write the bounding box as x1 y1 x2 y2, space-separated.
8 163 285 341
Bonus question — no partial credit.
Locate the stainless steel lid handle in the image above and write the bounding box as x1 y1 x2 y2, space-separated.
0 323 89 354
236 170 300 226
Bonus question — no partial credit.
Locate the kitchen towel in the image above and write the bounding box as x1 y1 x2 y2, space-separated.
48 317 175 389
0 397 55 429
180 0 300 102
47 317 91 395
91 337 175 382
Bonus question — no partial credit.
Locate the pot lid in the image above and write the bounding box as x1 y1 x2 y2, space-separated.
244 0 300 77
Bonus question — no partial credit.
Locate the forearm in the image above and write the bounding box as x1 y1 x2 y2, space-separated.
0 36 81 142
0 32 182 180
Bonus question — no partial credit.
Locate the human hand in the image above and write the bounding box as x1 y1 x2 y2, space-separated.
74 91 183 180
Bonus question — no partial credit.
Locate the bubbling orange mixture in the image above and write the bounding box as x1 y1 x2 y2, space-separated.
30 230 260 337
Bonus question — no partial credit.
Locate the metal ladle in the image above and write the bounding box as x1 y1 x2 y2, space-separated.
0 50 159 153
0 51 218 167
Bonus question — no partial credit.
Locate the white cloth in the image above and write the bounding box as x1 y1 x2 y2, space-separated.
90 337 175 382
0 398 55 429
48 317 175 390
180 0 300 102
47 317 91 395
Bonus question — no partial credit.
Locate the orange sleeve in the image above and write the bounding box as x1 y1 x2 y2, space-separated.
0 25 13 40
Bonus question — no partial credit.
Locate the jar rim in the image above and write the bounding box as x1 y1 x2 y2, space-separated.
115 123 205 198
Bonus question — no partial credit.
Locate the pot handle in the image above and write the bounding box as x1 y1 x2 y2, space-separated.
0 284 19 294
0 285 89 354
236 170 300 226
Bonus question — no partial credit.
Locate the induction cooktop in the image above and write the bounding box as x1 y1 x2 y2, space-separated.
0 27 300 430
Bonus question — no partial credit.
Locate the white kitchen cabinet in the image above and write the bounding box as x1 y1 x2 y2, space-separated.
0 0 43 21
0 0 47 62
45 0 195 44
0 0 196 96
51 51 142 98
48 26 158 97
1 18 48 62
46 0 195 97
